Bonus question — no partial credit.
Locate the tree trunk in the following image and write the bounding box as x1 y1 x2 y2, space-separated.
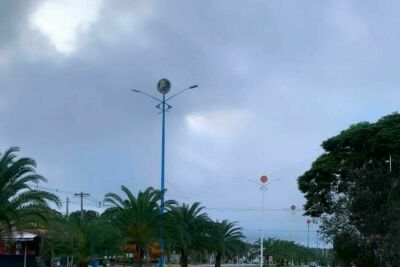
51 249 54 267
133 248 145 267
180 249 188 267
214 253 222 267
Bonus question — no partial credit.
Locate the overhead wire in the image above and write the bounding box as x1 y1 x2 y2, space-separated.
32 184 312 212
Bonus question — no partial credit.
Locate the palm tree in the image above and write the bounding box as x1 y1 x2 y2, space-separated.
209 220 245 267
0 147 60 240
104 186 174 266
165 202 210 267
67 211 117 267
41 210 118 267
38 211 68 266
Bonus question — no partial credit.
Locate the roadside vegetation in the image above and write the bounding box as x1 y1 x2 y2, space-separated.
248 238 332 266
0 147 326 266
0 147 246 267
0 147 60 241
299 113 400 266
9 108 398 267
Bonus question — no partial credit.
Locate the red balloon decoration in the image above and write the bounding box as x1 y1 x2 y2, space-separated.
260 175 268 184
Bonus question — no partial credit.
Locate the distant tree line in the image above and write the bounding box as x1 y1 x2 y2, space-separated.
246 238 332 266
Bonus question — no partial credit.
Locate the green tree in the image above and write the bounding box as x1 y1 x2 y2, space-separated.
0 147 60 240
67 211 117 267
40 210 119 267
104 186 174 266
39 211 69 266
209 220 245 267
298 113 400 266
165 202 210 267
331 231 374 267
247 238 323 266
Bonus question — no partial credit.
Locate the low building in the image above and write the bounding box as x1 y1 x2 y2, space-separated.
0 232 40 267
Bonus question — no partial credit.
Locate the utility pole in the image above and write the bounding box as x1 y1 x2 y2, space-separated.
260 184 265 267
307 219 311 248
290 205 296 242
248 175 281 267
74 192 89 219
249 175 269 267
66 197 70 216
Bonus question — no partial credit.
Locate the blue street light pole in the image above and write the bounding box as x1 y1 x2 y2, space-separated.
131 79 198 267
159 91 166 267
160 92 166 213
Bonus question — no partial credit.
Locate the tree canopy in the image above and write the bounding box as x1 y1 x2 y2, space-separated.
165 202 211 267
0 147 60 240
298 113 400 266
208 220 245 267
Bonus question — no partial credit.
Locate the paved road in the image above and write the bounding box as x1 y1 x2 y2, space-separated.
108 266 308 267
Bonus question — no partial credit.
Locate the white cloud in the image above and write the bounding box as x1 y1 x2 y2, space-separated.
29 0 103 55
185 109 249 139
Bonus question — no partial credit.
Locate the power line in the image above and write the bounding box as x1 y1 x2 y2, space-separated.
29 184 75 195
87 195 101 202
27 145 324 210
28 184 107 208
243 228 319 233
265 147 323 178
60 199 106 207
205 207 303 212
165 180 190 201
33 184 309 213
35 184 307 212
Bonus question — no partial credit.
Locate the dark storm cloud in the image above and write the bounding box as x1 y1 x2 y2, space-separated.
1 0 399 245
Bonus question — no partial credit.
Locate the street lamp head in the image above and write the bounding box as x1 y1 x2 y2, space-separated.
157 78 171 94
189 85 199 89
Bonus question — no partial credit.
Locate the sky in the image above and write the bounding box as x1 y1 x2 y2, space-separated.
1 0 400 247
